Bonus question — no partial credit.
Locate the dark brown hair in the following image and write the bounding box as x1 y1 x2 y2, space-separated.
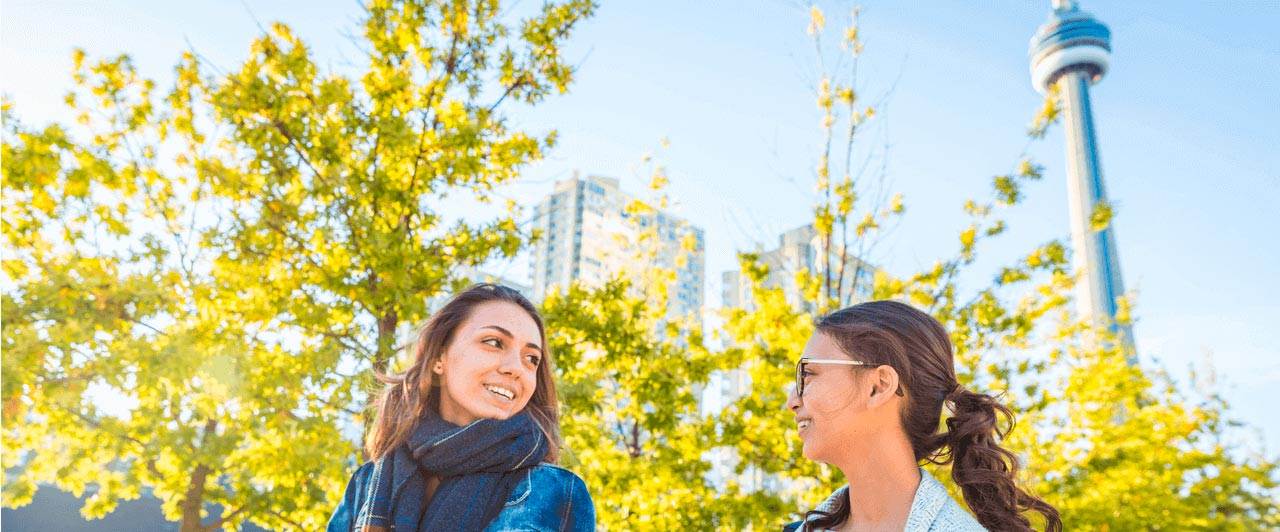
805 300 1060 532
364 283 560 463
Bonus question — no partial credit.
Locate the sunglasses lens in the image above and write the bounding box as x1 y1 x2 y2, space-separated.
796 361 805 397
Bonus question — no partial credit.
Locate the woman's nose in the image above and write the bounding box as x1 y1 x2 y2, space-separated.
497 350 521 376
785 385 801 412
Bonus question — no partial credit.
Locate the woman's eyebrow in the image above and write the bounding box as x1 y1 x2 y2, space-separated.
478 325 543 353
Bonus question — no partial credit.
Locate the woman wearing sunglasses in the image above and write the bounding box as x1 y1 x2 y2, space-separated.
784 300 1061 531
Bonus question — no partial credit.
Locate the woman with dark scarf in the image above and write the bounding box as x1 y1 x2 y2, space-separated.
328 283 594 532
784 301 1060 531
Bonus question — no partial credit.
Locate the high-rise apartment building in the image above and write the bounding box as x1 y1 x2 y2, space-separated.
721 223 874 312
529 175 705 319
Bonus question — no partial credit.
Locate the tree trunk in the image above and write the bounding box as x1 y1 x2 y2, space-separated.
179 464 211 532
179 420 217 532
374 309 398 373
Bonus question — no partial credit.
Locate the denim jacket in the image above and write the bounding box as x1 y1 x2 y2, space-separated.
327 461 595 532
784 468 985 532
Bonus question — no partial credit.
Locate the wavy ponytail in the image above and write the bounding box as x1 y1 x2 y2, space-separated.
945 387 1061 532
812 301 1061 531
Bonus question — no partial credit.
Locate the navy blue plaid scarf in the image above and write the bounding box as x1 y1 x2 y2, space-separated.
353 410 548 532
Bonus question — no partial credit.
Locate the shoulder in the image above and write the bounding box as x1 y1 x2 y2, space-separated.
784 485 845 532
931 498 985 532
912 469 985 532
327 462 377 532
491 464 595 531
340 461 377 501
525 464 587 486
513 463 592 504
345 461 378 499
350 461 376 482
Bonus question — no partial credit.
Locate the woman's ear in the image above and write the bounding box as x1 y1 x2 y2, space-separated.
432 356 445 375
867 365 901 407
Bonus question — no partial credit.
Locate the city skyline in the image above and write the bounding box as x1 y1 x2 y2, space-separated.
4 0 1276 452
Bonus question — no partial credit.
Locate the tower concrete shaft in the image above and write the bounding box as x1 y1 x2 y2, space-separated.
1059 69 1135 355
1030 1 1135 356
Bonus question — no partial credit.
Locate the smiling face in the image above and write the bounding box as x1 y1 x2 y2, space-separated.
786 331 903 464
433 301 545 426
787 332 866 462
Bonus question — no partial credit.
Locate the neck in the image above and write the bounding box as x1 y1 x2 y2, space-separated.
830 428 920 527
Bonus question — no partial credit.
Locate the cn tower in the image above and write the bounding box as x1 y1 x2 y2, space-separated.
1029 0 1136 356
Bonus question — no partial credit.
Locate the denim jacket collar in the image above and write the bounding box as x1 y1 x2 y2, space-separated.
904 468 948 532
805 468 953 532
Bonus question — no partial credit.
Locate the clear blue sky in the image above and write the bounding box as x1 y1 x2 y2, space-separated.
4 0 1278 448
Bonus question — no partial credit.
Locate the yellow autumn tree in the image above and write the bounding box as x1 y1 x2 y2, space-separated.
2 1 596 529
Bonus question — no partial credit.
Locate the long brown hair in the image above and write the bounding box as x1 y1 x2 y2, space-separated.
805 300 1060 531
364 283 561 463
